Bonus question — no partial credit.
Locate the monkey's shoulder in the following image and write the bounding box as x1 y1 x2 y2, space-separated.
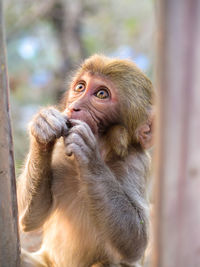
107 147 151 171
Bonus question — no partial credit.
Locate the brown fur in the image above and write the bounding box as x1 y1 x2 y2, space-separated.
74 55 154 145
18 55 154 267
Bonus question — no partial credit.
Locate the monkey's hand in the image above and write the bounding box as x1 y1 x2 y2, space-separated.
63 119 101 167
30 107 69 146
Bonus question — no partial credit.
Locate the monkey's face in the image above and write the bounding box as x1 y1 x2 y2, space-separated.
64 72 120 135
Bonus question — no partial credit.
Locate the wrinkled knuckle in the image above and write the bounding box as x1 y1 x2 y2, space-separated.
51 108 62 118
54 123 62 134
79 120 86 125
39 108 48 117
33 114 44 127
70 132 80 142
53 118 66 131
41 107 55 117
71 125 80 132
71 132 77 138
49 128 56 137
68 126 76 135
81 121 89 129
75 125 87 136
79 124 87 132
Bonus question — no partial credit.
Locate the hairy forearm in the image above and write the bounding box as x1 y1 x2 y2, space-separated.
82 164 149 262
18 138 54 231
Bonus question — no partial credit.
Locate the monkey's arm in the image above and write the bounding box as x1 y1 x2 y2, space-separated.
17 107 68 231
85 159 149 264
17 140 54 231
64 120 149 264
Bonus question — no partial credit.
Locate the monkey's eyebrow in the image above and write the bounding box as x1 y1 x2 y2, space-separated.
70 79 85 89
76 80 86 84
97 85 109 89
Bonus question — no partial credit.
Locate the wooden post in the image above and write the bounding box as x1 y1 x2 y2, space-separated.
0 0 20 266
154 0 200 266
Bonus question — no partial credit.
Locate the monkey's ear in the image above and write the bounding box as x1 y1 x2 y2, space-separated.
106 125 129 158
136 110 155 150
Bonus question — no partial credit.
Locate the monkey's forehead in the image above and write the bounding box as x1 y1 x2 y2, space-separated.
70 71 117 88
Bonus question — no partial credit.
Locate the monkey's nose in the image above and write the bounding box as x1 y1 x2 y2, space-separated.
73 108 81 112
64 106 81 118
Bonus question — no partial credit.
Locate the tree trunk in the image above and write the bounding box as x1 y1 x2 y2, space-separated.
47 0 86 99
0 0 20 266
154 0 200 266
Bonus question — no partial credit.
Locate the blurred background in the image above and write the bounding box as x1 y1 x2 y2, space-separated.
5 0 155 175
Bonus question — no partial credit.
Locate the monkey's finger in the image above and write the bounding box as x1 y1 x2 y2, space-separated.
49 109 69 136
61 111 70 124
49 108 69 124
69 126 96 151
31 121 57 144
61 113 69 122
69 119 96 147
40 110 63 130
64 132 91 157
61 125 69 137
39 115 63 139
65 142 89 165
40 108 68 137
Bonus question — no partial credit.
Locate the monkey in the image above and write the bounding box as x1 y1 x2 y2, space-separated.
17 54 154 267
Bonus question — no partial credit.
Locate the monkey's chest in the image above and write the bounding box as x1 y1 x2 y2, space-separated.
48 170 106 266
45 191 105 266
52 175 101 242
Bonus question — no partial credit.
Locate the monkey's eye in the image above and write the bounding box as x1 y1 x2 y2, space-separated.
74 83 85 92
95 89 109 99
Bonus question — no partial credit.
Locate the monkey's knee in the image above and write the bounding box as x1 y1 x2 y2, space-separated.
21 248 49 267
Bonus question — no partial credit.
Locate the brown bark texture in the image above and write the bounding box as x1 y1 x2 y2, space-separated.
154 0 200 266
0 0 20 266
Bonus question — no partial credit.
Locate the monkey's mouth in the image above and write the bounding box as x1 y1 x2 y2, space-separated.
66 120 73 129
64 108 99 135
